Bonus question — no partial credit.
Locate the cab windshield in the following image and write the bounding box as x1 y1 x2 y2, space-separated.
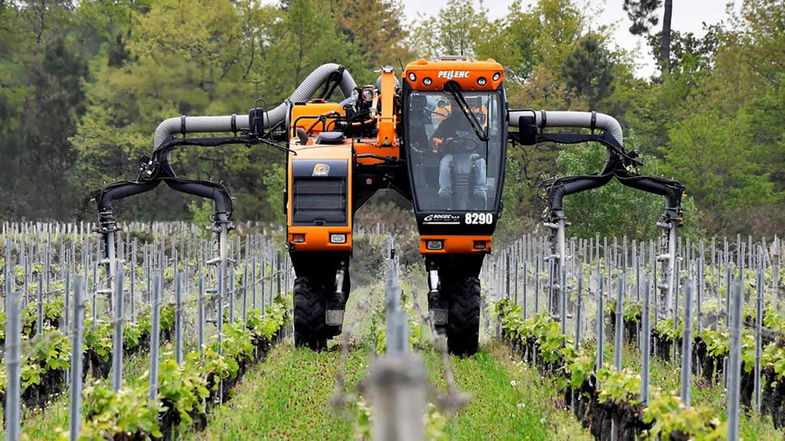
407 90 503 211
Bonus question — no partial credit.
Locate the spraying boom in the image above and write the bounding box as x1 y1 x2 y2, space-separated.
93 58 683 355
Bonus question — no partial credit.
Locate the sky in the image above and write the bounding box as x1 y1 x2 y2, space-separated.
400 0 737 78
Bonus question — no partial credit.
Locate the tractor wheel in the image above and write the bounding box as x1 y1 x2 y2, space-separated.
446 277 481 356
294 276 327 350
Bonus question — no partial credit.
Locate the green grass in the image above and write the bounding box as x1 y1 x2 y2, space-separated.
185 342 371 441
424 342 593 441
180 331 593 441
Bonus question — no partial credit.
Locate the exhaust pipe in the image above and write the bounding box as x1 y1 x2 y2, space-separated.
152 63 357 149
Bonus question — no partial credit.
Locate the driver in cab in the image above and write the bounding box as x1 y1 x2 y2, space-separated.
430 95 488 204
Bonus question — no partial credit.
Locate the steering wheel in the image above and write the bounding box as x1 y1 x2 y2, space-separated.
443 137 480 152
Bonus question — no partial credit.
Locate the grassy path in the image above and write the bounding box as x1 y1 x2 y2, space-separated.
185 338 592 441
424 342 593 441
186 342 370 441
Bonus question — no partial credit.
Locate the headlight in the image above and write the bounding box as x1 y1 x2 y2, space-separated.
330 233 347 244
408 72 417 82
492 72 501 81
477 77 487 86
426 240 443 250
291 234 305 243
423 77 433 86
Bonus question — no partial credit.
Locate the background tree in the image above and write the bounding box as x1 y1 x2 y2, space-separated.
561 35 615 109
409 0 490 58
0 0 783 240
623 0 673 73
0 1 87 219
328 0 411 67
554 142 702 239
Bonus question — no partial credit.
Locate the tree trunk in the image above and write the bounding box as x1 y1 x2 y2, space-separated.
660 0 673 74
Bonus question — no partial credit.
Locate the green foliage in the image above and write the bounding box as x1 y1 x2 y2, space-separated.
80 384 163 440
0 2 87 220
262 164 286 226
28 328 71 373
562 35 616 108
0 0 784 239
698 329 730 358
622 0 661 36
596 368 642 405
193 348 239 384
19 298 65 337
354 398 372 440
409 0 489 59
555 143 702 239
160 304 175 332
623 301 642 323
84 318 113 361
123 320 143 350
762 343 785 379
643 394 727 441
563 351 595 389
20 362 43 390
654 318 682 342
494 297 729 441
327 0 411 67
662 110 777 229
764 309 785 333
247 296 288 340
157 358 210 428
68 284 289 440
425 403 450 441
217 323 255 364
189 199 215 226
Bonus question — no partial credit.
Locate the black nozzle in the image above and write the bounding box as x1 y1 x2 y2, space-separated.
517 115 538 145
249 107 265 137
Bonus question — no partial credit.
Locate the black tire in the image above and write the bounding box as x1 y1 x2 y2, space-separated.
446 277 481 356
294 277 327 350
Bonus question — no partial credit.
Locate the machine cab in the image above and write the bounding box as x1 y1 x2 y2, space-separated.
402 58 507 253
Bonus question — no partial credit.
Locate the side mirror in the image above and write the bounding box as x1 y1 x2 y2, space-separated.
516 115 538 145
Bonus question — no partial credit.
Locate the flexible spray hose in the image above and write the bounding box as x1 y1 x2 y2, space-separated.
152 63 356 149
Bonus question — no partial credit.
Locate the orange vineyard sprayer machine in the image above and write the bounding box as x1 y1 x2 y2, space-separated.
93 58 684 355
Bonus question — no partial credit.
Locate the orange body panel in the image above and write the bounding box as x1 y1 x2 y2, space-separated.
403 58 504 91
419 235 492 254
354 140 400 165
377 70 398 148
287 143 353 252
286 60 503 256
290 102 345 138
287 227 352 252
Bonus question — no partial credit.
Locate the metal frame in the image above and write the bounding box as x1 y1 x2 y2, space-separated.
510 123 684 322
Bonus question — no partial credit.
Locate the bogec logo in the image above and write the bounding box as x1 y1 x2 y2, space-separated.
423 213 461 223
437 70 470 80
312 163 330 176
